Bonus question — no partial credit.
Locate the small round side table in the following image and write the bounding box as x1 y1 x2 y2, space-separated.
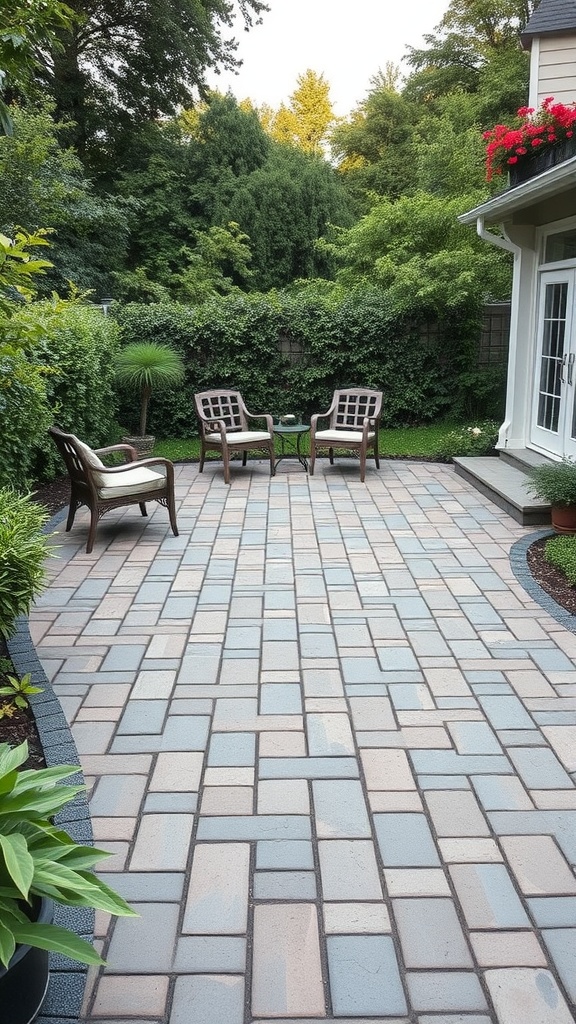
273 423 310 472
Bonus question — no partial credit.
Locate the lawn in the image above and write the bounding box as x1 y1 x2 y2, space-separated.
153 423 465 462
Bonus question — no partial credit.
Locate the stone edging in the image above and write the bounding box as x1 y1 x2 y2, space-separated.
7 508 92 1024
509 527 576 633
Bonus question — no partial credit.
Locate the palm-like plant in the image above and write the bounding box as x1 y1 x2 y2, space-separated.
115 342 185 437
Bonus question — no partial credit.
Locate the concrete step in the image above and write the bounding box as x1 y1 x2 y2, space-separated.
498 447 555 472
453 455 551 526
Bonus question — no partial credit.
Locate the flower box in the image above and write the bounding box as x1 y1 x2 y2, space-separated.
509 135 576 187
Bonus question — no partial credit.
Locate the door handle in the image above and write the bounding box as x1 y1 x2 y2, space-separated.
561 353 568 383
569 353 575 386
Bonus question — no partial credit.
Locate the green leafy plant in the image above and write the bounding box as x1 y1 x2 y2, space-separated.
544 535 576 586
0 740 136 968
527 458 576 507
0 489 49 639
0 673 42 710
432 420 499 461
114 342 185 437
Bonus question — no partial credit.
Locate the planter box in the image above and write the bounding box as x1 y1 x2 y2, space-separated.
509 137 576 186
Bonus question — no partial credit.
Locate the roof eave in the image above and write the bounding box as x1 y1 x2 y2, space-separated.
458 157 576 225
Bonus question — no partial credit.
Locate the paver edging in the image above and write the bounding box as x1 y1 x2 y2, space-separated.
6 507 92 1024
510 527 576 632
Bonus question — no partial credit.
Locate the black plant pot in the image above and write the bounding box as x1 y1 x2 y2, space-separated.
0 897 53 1024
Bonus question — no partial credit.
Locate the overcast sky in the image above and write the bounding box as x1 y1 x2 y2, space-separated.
210 0 450 116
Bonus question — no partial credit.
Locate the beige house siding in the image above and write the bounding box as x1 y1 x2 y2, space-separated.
533 34 576 106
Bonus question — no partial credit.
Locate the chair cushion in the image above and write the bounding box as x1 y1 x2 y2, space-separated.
205 431 271 444
97 464 167 499
314 430 375 444
72 437 107 471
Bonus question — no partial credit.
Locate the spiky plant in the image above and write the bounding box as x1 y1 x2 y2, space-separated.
114 343 185 437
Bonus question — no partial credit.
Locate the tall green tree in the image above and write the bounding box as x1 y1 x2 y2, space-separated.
262 70 337 155
39 0 268 157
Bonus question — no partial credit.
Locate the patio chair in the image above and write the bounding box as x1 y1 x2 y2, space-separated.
49 426 178 553
194 390 275 484
309 388 383 483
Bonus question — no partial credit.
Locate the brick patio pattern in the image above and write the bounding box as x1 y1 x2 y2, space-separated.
30 459 576 1024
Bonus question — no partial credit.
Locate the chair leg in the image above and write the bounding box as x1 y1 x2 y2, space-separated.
222 447 231 485
199 444 205 473
86 508 98 554
268 442 275 477
374 439 380 469
360 446 367 483
139 502 148 517
242 450 248 467
167 493 179 537
329 447 334 465
66 501 77 532
309 442 316 476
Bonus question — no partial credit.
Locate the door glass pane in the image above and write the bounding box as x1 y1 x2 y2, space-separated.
537 282 568 432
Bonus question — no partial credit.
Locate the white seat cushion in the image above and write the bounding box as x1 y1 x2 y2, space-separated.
205 431 271 444
314 430 375 444
72 436 107 470
97 464 167 498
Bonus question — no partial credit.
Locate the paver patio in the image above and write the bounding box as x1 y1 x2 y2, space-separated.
29 459 576 1024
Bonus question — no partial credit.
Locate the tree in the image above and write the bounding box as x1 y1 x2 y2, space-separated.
320 190 512 312
38 0 268 157
0 103 133 296
0 0 73 133
261 70 337 155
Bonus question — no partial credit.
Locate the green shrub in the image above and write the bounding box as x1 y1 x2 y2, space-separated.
10 301 121 483
0 352 51 489
544 535 576 586
0 489 49 638
432 420 500 461
527 458 576 507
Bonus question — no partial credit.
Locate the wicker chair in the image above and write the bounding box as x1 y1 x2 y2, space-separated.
309 388 383 482
194 390 275 484
49 426 178 553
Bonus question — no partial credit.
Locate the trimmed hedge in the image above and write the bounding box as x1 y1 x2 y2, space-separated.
0 302 121 489
113 287 487 437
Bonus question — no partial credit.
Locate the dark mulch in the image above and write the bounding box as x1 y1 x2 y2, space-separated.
0 640 45 768
526 535 576 616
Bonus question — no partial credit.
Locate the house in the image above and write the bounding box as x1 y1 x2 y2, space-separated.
457 0 576 524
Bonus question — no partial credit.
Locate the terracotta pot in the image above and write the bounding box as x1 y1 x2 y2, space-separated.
121 435 155 459
0 897 53 1024
551 504 576 534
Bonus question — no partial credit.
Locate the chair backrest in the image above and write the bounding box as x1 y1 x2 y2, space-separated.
194 390 248 433
49 426 97 487
330 389 383 430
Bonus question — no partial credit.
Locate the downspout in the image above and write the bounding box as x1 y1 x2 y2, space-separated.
475 215 522 448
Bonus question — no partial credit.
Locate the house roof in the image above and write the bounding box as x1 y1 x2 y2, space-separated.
458 155 576 225
521 0 576 46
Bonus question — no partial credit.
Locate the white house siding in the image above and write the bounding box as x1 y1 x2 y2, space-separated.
532 35 576 106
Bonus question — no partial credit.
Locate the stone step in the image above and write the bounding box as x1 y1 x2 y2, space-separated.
453 455 551 526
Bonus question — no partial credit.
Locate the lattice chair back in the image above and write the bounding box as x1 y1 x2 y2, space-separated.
332 389 382 430
195 391 248 433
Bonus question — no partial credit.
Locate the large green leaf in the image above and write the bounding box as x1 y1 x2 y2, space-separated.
0 918 16 969
0 742 27 782
0 833 33 898
10 922 105 965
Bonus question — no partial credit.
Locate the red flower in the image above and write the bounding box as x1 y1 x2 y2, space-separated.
507 156 518 164
484 98 576 181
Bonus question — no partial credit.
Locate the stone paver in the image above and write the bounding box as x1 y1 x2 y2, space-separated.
33 461 576 1024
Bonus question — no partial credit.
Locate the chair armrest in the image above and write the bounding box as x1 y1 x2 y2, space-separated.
310 407 333 437
94 443 138 463
94 457 174 479
198 416 228 439
245 411 274 434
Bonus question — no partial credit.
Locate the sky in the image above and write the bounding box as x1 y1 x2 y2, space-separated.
210 0 450 116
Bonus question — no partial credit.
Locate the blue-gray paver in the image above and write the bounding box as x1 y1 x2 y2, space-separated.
29 463 576 1024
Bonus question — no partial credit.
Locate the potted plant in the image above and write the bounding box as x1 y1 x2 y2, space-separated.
527 457 576 533
115 342 185 458
0 739 136 1024
484 97 576 186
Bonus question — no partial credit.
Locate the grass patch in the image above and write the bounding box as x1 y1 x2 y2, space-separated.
153 420 494 463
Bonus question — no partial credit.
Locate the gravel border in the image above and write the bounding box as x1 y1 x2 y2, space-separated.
6 508 92 1024
509 527 576 633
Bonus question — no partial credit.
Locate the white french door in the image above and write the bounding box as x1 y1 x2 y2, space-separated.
531 271 576 458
